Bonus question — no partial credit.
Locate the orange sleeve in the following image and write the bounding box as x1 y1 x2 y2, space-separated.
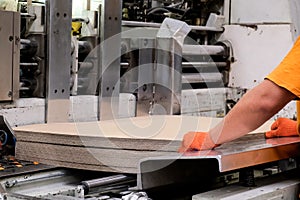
266 36 300 98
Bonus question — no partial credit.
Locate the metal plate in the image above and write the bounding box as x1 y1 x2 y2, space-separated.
138 134 300 190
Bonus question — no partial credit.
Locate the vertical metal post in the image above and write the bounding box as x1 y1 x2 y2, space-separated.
98 0 122 120
136 38 155 116
0 11 20 102
12 12 20 101
46 0 72 123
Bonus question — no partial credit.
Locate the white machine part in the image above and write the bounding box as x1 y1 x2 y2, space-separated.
222 0 300 119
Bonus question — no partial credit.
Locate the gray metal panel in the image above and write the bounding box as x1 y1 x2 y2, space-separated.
98 0 122 120
154 39 182 115
46 0 72 122
0 11 13 101
152 18 191 115
0 10 20 101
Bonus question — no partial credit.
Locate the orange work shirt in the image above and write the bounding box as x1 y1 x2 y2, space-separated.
266 36 300 98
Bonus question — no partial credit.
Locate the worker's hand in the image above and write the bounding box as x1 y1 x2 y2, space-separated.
178 132 220 152
265 118 299 138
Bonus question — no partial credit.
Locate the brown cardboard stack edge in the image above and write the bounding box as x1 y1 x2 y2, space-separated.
13 115 273 173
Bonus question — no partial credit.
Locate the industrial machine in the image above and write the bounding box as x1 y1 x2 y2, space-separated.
0 0 299 199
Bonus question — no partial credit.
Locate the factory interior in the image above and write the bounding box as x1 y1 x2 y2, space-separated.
0 0 300 199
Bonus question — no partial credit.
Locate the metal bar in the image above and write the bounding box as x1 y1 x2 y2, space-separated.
137 135 300 190
98 0 122 120
120 62 129 67
78 62 93 70
182 62 228 68
122 20 162 28
12 12 20 101
45 0 72 123
137 38 155 116
183 45 225 56
81 174 130 194
189 25 223 32
182 73 223 84
5 170 67 188
122 20 223 32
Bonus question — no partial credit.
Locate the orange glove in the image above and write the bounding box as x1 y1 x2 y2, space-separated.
178 132 220 152
265 118 299 138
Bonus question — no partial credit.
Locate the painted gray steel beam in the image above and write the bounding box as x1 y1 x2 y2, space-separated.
98 0 122 120
45 0 72 123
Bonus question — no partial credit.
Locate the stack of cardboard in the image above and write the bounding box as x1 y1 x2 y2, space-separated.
13 116 271 173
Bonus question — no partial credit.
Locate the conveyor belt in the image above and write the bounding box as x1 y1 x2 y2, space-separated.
138 134 300 190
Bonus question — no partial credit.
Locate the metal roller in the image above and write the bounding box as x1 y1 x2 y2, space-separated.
20 39 38 56
182 72 223 84
20 13 36 20
122 20 223 32
182 44 226 56
182 61 228 69
78 62 93 70
81 174 132 194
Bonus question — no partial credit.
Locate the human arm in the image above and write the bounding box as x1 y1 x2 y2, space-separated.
209 79 296 144
179 79 296 151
